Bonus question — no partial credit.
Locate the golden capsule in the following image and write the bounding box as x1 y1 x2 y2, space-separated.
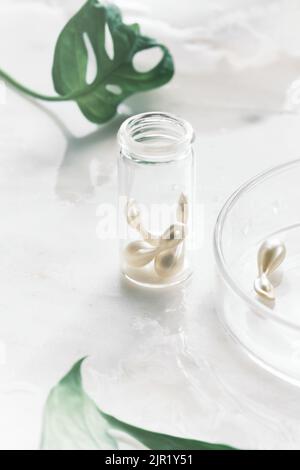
177 193 188 225
254 238 286 301
160 223 186 248
124 241 158 268
126 199 142 230
154 244 184 278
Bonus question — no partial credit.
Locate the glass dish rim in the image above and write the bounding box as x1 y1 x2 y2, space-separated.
214 158 300 332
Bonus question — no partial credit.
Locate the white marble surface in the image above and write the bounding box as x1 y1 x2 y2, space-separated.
2 0 300 450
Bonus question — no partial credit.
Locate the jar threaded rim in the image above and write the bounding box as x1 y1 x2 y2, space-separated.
118 112 194 163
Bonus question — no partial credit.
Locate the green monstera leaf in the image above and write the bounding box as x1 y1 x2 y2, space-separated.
41 359 235 450
52 0 174 123
0 1 174 124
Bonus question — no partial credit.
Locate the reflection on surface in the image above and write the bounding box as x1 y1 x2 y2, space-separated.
55 116 124 202
17 94 126 202
121 276 188 335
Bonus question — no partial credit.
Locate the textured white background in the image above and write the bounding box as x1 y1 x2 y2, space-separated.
1 0 300 449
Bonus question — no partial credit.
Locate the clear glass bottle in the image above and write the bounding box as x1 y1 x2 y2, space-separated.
118 112 195 288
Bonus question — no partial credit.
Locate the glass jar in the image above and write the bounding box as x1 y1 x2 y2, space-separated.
118 112 195 288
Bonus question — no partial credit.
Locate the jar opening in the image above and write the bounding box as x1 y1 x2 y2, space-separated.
118 112 194 162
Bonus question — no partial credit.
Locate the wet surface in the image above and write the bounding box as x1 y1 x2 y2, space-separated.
1 0 300 449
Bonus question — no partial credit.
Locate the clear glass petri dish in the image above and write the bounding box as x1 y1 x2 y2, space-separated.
214 159 300 386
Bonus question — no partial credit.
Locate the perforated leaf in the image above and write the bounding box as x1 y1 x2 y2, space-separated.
52 0 174 123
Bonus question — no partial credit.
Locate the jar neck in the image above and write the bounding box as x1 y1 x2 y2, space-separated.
118 112 194 163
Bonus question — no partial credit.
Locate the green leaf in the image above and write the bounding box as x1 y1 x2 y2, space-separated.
52 0 174 123
40 358 236 450
0 0 174 123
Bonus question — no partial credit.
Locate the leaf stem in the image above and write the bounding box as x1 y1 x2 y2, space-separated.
0 68 70 101
0 68 108 103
